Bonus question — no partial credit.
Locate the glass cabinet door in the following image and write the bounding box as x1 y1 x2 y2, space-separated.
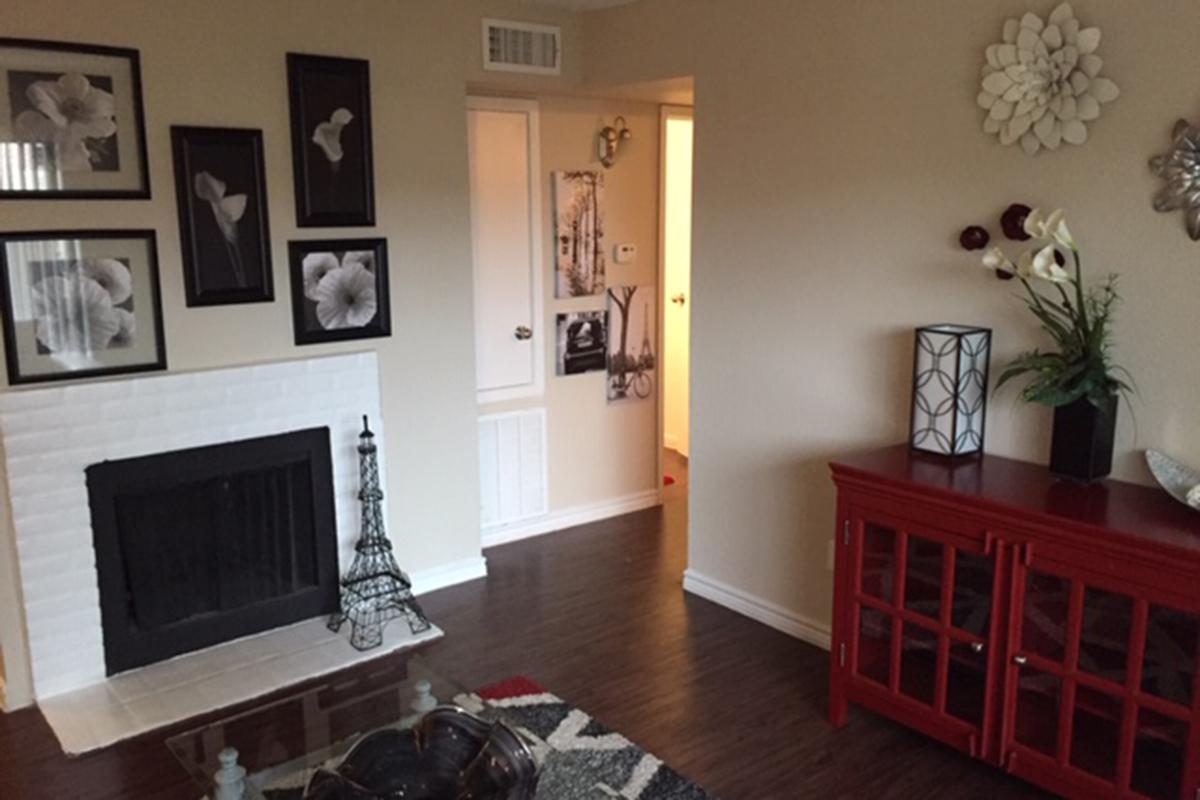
1006 556 1198 800
848 512 998 753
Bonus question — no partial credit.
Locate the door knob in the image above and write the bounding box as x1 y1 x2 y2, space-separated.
971 641 985 654
513 325 532 341
1012 654 1028 666
671 293 686 306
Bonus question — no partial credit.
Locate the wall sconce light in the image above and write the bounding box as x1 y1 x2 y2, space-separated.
597 116 631 169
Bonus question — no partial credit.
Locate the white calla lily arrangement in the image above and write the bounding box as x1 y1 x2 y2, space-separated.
962 205 1133 408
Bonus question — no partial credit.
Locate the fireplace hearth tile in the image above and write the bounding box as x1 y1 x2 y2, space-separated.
37 616 442 755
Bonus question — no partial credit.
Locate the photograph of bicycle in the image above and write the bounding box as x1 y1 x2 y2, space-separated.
606 285 656 403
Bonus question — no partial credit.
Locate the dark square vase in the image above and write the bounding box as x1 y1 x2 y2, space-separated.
1049 395 1118 483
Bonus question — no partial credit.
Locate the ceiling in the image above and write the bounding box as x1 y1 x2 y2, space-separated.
521 0 640 10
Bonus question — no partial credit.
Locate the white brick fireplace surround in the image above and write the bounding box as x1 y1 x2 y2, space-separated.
0 353 479 750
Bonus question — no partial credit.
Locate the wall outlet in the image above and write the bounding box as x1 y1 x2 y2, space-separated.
826 539 836 571
613 243 637 264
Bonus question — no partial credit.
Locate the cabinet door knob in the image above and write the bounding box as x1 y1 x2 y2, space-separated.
671 293 686 306
1013 654 1028 666
971 641 985 654
513 325 533 341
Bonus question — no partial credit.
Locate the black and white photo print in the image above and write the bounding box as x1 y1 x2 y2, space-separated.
0 230 166 384
607 286 656 403
287 53 375 227
555 311 608 376
554 171 605 298
171 126 273 306
288 238 390 345
0 38 149 198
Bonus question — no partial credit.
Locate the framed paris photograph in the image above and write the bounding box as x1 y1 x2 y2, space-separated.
288 238 390 345
0 230 166 385
0 38 149 199
286 53 375 227
171 126 274 306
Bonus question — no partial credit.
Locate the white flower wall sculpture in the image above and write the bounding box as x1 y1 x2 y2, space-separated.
978 3 1120 156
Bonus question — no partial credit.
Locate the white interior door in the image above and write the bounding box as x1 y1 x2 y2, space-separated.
468 97 544 402
661 107 693 456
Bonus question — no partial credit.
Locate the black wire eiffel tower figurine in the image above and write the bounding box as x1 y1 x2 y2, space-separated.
328 416 432 650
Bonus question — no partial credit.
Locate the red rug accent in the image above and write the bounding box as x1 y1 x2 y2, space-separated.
663 474 676 486
476 675 545 700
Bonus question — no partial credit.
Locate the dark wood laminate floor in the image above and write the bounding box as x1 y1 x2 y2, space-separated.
0 453 1048 799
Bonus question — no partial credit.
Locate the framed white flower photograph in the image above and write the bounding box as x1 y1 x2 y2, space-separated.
286 53 375 227
0 38 150 199
287 238 390 345
0 230 167 384
171 126 274 306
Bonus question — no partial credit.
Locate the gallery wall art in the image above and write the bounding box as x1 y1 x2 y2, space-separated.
977 3 1119 156
171 126 274 306
555 310 607 376
288 238 390 345
287 53 375 227
606 285 655 403
0 229 166 384
554 171 605 298
0 38 149 198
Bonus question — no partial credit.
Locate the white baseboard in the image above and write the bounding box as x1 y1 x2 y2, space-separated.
482 489 661 548
682 568 831 651
410 556 488 596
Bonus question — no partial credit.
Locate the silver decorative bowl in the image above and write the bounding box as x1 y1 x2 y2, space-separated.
302 706 538 800
1146 450 1200 511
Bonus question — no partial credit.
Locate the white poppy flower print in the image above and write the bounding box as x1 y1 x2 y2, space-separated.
30 274 121 354
314 261 377 329
312 108 354 165
81 258 133 305
302 252 342 301
13 72 117 172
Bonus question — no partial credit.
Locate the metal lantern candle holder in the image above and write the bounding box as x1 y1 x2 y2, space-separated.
909 324 992 457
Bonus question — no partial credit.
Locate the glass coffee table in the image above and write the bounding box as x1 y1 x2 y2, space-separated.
167 654 468 799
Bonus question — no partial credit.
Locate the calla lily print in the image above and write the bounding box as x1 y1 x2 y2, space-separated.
194 171 249 287
289 239 390 345
287 53 376 226
312 108 353 168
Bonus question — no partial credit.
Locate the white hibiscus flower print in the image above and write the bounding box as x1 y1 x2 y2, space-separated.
110 308 136 348
13 72 117 172
314 261 377 329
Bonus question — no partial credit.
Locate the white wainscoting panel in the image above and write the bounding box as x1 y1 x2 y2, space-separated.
478 409 548 529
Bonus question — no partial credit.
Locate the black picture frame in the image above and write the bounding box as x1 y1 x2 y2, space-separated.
288 238 390 345
0 229 167 385
286 53 375 227
171 126 274 306
0 37 150 200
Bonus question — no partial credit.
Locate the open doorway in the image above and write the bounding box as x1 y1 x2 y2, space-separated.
660 105 693 495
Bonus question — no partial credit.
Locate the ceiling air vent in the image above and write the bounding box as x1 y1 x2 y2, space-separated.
482 18 561 76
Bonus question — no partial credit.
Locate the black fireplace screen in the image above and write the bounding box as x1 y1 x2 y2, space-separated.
86 428 339 675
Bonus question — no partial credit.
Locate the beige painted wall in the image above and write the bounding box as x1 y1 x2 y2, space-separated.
480 94 661 513
586 0 1200 632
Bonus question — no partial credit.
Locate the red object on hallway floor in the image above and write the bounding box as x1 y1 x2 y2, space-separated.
476 675 545 700
663 474 675 486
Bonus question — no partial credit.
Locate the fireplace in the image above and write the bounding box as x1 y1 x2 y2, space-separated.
86 427 340 675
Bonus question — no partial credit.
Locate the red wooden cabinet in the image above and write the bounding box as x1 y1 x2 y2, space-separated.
830 447 1200 800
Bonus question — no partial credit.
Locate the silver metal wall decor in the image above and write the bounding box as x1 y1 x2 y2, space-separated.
910 325 992 457
1149 119 1200 240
